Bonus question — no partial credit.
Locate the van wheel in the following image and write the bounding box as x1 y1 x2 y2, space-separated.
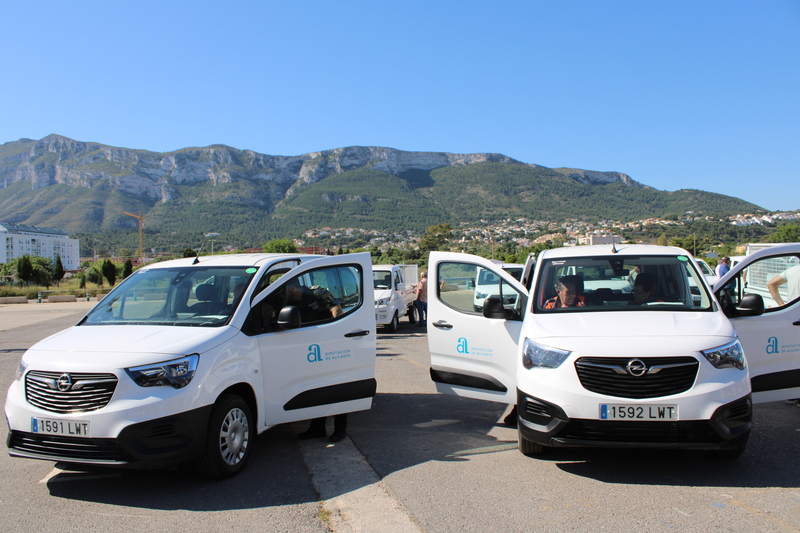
710 443 747 459
196 394 253 478
518 432 545 456
387 311 399 332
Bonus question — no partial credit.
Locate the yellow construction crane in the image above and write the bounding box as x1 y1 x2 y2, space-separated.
123 211 145 261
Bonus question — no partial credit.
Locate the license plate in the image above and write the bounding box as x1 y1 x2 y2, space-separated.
32 417 91 437
600 404 678 421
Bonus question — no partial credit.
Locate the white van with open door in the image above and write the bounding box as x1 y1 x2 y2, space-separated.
428 244 800 459
6 252 376 478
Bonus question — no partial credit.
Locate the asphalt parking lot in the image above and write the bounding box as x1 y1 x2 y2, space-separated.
1 303 800 533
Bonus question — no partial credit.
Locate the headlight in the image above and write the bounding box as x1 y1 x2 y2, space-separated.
701 339 746 370
15 359 28 381
475 292 487 299
376 298 390 306
522 339 570 369
126 354 199 389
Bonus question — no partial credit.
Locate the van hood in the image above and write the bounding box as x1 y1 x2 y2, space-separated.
23 325 239 368
528 310 734 345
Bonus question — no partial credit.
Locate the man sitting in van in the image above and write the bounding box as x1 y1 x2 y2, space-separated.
544 275 586 309
631 272 660 305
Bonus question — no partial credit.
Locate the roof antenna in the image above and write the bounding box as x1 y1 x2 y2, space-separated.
611 242 619 254
192 240 207 264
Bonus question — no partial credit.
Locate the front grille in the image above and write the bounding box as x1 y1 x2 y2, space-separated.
8 431 133 462
575 357 699 399
26 371 118 414
557 419 720 444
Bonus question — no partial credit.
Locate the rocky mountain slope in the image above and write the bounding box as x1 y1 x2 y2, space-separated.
0 135 761 249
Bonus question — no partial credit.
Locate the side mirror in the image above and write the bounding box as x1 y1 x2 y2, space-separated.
277 305 302 330
482 297 507 319
723 293 765 318
396 282 405 291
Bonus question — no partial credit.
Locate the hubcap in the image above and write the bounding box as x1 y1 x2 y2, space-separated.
219 407 249 466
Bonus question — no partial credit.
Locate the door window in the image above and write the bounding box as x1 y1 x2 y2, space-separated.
437 261 525 319
719 253 800 311
259 264 363 328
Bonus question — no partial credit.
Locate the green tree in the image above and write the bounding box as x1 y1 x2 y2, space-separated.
53 255 65 285
419 223 453 252
770 224 800 243
102 259 117 287
16 255 34 284
263 239 298 253
183 248 198 258
30 257 54 288
122 259 134 279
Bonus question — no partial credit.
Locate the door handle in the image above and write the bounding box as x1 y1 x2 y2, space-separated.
432 320 453 330
793 320 800 327
345 330 370 337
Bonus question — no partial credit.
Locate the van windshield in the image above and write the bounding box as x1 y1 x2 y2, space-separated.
81 266 257 326
534 255 713 312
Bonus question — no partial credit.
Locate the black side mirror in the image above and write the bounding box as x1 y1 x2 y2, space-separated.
277 305 302 330
723 293 765 318
483 297 507 319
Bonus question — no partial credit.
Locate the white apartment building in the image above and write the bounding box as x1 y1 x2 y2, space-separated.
577 233 623 246
1 222 80 270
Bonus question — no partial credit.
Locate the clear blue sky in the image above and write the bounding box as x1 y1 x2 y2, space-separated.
2 1 798 211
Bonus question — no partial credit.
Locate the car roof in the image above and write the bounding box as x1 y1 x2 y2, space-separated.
138 253 327 270
539 244 690 260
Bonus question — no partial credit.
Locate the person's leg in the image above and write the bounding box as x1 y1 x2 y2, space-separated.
298 417 327 439
330 413 348 442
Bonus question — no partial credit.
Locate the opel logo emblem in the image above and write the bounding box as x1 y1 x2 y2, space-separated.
626 359 647 377
56 373 73 392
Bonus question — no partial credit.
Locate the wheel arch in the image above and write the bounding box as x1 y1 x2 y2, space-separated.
218 382 258 424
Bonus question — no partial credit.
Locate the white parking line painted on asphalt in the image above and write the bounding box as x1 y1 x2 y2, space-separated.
299 437 422 533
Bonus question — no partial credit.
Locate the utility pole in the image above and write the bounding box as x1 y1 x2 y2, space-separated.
123 211 145 262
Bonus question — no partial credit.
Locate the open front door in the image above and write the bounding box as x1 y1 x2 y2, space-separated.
715 244 800 403
247 252 376 425
427 252 528 404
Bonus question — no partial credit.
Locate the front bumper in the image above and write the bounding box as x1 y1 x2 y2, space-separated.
7 405 213 469
517 390 752 450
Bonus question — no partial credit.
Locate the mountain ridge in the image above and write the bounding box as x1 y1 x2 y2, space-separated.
0 135 763 251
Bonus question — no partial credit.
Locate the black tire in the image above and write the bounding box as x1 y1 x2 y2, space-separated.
407 305 416 324
196 394 253 479
386 311 399 332
518 431 545 457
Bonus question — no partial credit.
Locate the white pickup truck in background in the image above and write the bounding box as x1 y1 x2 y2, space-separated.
373 264 419 331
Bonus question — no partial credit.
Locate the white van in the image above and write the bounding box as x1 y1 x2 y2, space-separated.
472 262 523 312
373 264 418 331
428 244 800 458
5 253 376 478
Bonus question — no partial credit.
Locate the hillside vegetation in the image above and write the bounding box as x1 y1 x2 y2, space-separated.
0 136 765 254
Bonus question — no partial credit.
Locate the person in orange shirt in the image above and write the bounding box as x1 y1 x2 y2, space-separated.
544 275 585 309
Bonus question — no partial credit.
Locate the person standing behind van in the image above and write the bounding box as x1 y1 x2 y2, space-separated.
767 264 800 307
414 271 429 325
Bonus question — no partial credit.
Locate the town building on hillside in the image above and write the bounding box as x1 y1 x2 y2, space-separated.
577 233 623 246
0 222 80 270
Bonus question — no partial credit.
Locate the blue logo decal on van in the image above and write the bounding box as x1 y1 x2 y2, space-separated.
766 337 779 354
457 337 469 354
307 344 323 362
